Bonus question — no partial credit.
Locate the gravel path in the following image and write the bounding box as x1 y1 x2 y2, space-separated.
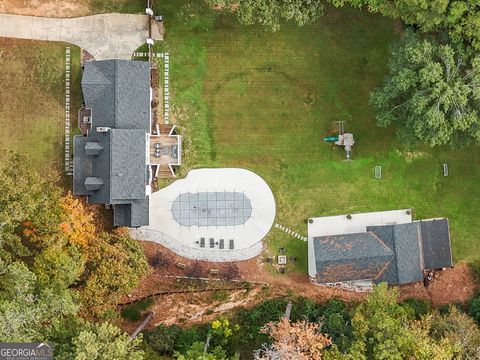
130 228 263 262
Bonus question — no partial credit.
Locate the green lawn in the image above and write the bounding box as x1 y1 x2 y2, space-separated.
154 1 480 272
0 39 81 175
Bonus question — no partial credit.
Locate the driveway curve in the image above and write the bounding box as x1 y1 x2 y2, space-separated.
0 13 149 59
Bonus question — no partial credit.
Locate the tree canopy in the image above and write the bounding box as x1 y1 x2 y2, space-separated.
370 31 480 147
324 284 456 359
0 150 148 358
207 0 323 31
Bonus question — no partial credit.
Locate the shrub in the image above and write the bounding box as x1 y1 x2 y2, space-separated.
143 325 178 355
319 299 353 351
469 260 480 285
402 298 430 319
144 324 209 356
149 252 172 269
469 296 480 324
220 264 240 281
290 297 323 322
121 297 154 321
187 262 205 278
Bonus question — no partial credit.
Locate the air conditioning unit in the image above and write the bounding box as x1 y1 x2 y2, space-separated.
96 127 110 133
83 115 91 124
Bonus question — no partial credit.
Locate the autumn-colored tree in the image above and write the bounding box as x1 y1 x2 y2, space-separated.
254 317 331 360
59 193 97 248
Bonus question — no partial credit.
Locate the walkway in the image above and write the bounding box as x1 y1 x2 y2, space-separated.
274 223 307 241
0 13 149 59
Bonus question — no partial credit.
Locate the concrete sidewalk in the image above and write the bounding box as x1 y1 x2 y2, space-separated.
0 13 149 59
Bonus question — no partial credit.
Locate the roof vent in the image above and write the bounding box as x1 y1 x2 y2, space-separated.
84 177 104 191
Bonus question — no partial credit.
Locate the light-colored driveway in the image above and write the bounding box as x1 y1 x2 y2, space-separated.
131 168 277 262
0 13 149 59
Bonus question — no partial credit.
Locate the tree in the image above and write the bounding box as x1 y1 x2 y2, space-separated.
0 150 61 261
67 322 144 360
174 341 231 360
324 283 455 360
468 296 480 324
79 231 148 315
430 307 480 359
254 317 331 359
330 0 480 53
207 0 323 31
33 243 85 289
330 0 449 31
58 193 97 248
0 261 78 342
370 31 480 147
446 0 480 52
320 299 353 351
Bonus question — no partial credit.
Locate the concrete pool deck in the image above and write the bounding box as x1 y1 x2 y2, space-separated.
130 168 276 262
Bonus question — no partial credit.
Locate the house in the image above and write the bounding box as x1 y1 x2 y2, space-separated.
73 60 152 227
307 210 453 290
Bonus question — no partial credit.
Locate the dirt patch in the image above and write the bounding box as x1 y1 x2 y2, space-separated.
398 262 477 306
118 242 365 332
118 242 477 333
0 0 89 17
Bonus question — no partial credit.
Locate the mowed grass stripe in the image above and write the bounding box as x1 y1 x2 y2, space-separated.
156 1 480 272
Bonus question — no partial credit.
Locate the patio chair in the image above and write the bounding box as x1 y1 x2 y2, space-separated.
200 237 205 248
210 238 214 248
229 239 234 250
219 239 224 249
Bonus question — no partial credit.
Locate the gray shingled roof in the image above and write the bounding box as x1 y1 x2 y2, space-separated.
74 60 151 227
85 141 104 156
82 60 150 131
110 129 146 201
73 136 93 196
420 219 453 269
113 199 149 227
313 233 394 283
312 219 452 286
368 223 424 284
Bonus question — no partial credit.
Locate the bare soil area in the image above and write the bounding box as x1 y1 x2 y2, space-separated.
119 242 477 332
0 0 89 17
398 262 477 306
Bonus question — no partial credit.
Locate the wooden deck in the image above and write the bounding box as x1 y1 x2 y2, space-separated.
149 135 178 166
149 124 182 178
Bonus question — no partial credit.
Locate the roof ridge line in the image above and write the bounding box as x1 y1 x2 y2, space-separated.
367 230 394 254
368 226 400 284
